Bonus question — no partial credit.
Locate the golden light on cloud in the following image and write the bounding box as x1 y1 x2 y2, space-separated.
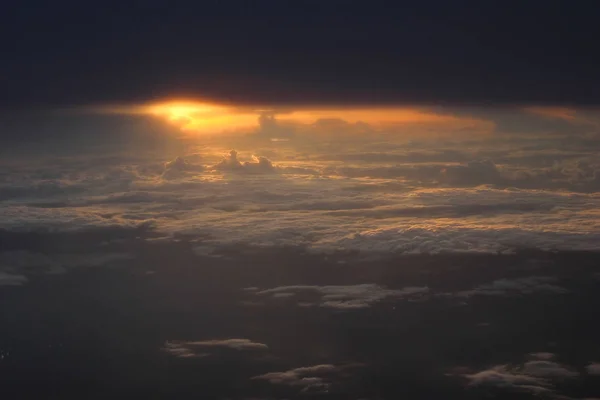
141 101 258 133
523 106 600 129
97 99 495 136
523 106 578 122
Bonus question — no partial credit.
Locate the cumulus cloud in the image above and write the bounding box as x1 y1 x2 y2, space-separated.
456 276 568 298
253 364 339 392
213 150 276 174
253 284 429 309
162 156 203 179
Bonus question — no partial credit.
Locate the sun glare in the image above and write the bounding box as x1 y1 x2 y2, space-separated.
136 101 257 134
145 101 225 120
95 99 495 136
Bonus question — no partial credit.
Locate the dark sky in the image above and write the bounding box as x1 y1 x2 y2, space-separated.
2 0 600 109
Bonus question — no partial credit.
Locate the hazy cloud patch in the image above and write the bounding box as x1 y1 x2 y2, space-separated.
465 365 553 394
464 359 578 396
253 364 339 392
161 341 210 359
254 284 429 309
530 352 556 361
456 276 568 298
0 250 133 273
0 271 28 286
162 339 267 358
182 339 268 351
587 363 600 375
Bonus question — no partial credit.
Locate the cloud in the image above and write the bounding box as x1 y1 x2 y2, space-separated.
522 361 579 379
253 284 429 309
530 352 556 361
328 157 600 193
0 250 133 277
279 107 495 137
0 271 28 286
465 365 552 394
441 160 501 186
254 111 295 139
161 341 209 359
314 149 469 164
252 364 339 392
587 363 600 375
161 339 267 358
524 106 600 129
182 339 268 350
162 156 203 179
465 360 578 396
456 276 568 298
5 132 600 257
213 150 276 174
524 107 581 123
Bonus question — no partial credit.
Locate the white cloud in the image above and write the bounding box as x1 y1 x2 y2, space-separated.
254 284 428 309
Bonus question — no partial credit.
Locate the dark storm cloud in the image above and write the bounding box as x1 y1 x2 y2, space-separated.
2 1 600 110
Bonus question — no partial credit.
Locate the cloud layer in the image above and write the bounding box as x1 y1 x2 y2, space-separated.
3 127 600 257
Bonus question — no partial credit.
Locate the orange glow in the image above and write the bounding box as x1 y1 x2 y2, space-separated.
96 99 495 136
279 108 492 129
141 101 258 133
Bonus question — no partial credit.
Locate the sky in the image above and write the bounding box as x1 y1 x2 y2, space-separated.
4 3 600 399
1 0 600 255
2 0 600 110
